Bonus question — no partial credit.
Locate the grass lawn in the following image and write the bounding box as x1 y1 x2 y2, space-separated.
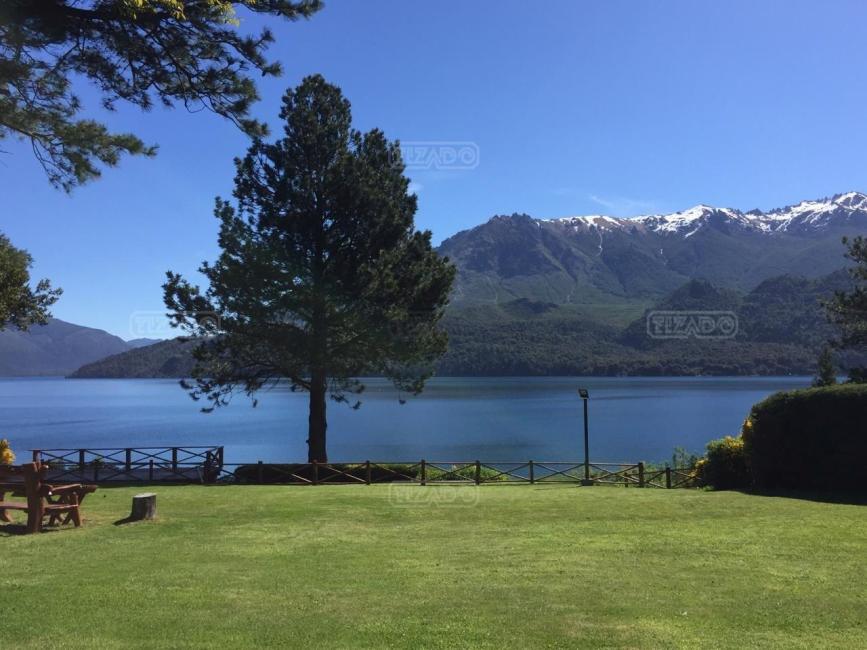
1 485 866 649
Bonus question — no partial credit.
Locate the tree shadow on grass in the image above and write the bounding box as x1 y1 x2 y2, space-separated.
113 515 157 526
0 523 61 536
0 523 30 536
734 488 867 506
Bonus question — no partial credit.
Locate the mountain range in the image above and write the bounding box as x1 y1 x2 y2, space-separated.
440 191 866 317
4 191 866 377
0 319 133 376
429 191 865 375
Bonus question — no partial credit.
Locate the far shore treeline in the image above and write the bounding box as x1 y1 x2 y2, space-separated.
69 272 866 378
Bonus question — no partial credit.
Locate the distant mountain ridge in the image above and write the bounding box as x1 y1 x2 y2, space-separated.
0 319 131 376
555 191 867 236
438 191 867 309
70 338 195 378
126 338 161 349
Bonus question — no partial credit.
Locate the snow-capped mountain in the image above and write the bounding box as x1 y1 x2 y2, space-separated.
438 192 867 306
552 191 867 237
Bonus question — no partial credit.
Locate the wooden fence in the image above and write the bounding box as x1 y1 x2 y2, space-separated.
217 461 697 487
30 446 223 484
29 448 697 488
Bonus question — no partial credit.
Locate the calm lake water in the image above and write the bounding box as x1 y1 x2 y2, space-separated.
0 376 811 464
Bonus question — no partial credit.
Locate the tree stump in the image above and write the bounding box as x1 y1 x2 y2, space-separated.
129 493 157 521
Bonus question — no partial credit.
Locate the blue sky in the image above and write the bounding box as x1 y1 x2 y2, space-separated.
4 0 867 338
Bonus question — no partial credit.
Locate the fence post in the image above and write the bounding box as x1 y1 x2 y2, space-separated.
638 462 645 488
32 450 40 463
217 446 224 467
79 449 85 472
312 461 319 486
365 460 371 485
529 460 535 484
665 466 672 489
149 459 154 482
125 448 132 473
171 447 178 472
257 460 264 484
475 460 481 485
420 459 426 486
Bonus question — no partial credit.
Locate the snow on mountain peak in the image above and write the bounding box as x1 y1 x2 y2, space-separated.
833 191 867 209
553 215 629 232
764 191 867 231
546 192 866 237
633 205 744 236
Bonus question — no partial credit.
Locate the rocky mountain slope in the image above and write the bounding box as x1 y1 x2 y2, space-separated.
438 192 867 314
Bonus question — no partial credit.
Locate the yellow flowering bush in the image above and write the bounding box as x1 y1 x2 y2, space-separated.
695 435 749 490
0 439 15 465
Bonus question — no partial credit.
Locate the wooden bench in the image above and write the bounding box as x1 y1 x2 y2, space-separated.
0 462 97 534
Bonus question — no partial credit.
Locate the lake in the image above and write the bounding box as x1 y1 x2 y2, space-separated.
0 376 812 464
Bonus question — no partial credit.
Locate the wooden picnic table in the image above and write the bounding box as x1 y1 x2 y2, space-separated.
0 464 97 533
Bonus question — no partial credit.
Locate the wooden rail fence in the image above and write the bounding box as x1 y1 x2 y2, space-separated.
31 447 224 484
29 448 698 488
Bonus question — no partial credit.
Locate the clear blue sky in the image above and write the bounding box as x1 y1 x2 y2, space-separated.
4 0 867 338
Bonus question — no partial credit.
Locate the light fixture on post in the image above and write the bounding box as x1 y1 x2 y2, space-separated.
578 388 593 486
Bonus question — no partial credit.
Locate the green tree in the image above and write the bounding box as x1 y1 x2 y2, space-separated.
827 236 867 381
0 0 321 191
812 345 836 387
164 75 455 462
0 233 61 330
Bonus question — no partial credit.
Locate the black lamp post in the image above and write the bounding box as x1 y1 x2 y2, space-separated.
578 388 593 485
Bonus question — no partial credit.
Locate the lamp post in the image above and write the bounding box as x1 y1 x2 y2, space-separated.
578 388 593 485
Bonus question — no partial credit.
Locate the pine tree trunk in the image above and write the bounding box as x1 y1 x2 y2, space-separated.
307 369 328 463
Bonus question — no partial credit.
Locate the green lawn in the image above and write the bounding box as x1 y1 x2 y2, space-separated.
1 485 865 649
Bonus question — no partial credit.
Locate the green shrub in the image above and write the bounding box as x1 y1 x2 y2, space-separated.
234 463 398 484
232 463 423 484
231 462 508 484
426 464 506 482
743 384 867 490
695 435 749 490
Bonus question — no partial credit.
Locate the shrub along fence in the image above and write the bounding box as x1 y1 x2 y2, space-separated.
28 447 698 488
220 461 696 487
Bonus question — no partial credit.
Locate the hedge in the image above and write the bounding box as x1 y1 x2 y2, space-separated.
743 383 867 490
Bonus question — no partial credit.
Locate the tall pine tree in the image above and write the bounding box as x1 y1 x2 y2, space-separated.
164 75 455 462
1 1 321 190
